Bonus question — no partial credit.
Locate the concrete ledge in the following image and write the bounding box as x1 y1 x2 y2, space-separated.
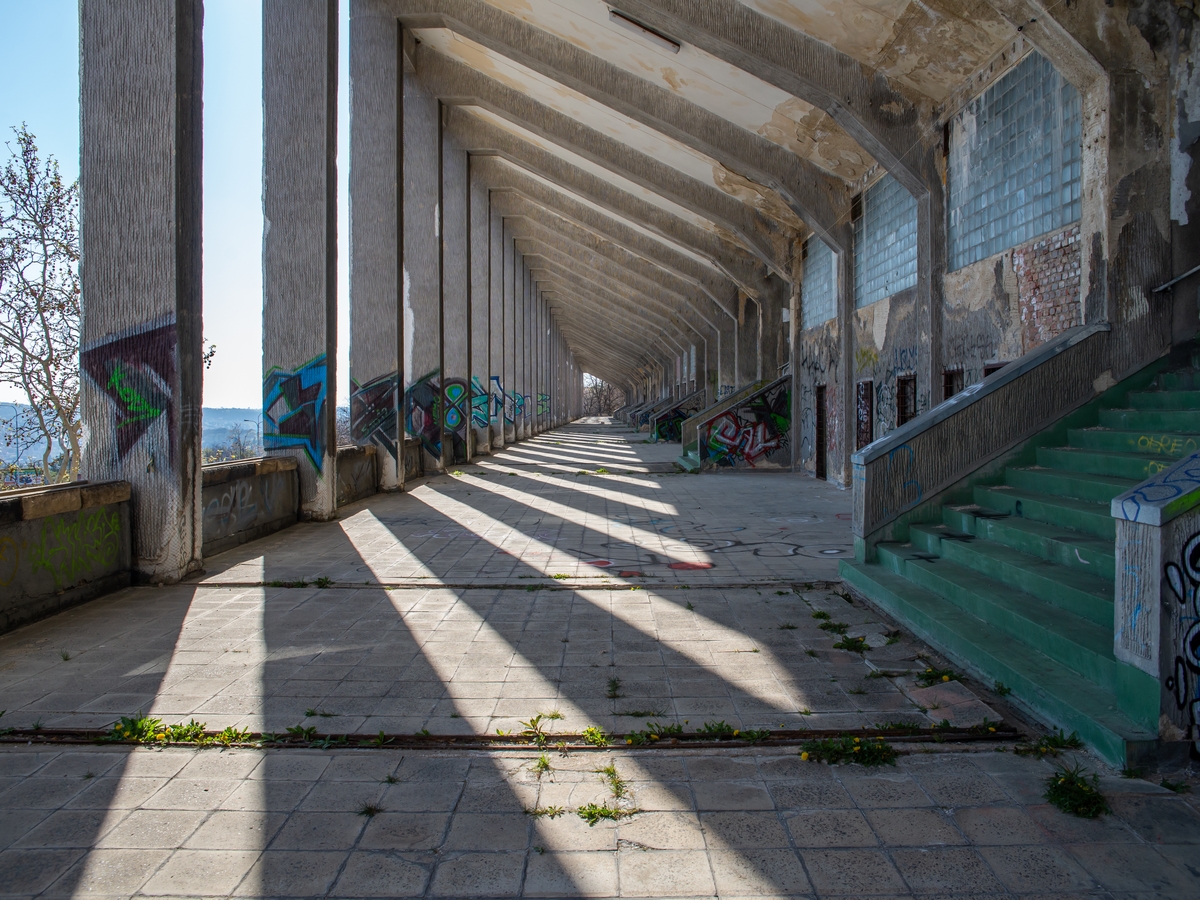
0 483 133 635
202 458 300 557
1111 451 1200 526
337 445 378 507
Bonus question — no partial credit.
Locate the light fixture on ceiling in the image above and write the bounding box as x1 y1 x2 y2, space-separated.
609 9 680 54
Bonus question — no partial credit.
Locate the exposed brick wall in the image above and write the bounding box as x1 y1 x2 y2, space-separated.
1013 224 1082 351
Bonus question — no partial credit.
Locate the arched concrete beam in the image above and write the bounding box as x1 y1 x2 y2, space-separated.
394 0 849 251
416 46 794 280
447 107 777 298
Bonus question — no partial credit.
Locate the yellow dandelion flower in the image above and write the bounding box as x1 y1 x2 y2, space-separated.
800 752 809 761
854 737 860 743
942 675 950 682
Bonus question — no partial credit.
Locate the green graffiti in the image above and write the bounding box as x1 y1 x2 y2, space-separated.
29 508 122 588
107 362 164 426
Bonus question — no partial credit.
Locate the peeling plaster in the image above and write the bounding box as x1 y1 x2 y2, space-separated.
1172 32 1200 224
713 165 806 233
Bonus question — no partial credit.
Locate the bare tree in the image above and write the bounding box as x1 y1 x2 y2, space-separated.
202 423 259 464
0 126 81 484
582 375 625 416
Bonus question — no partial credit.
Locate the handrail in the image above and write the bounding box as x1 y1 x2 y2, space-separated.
853 322 1111 539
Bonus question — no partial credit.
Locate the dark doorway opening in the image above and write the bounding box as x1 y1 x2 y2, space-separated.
943 368 964 400
896 375 917 427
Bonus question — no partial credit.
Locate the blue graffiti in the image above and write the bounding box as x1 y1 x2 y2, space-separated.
264 354 328 471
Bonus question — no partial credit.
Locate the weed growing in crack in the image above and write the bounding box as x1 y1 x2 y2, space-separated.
1161 778 1191 794
805 649 819 657
534 754 553 778
305 708 336 719
108 713 166 743
1015 728 1083 757
525 806 565 818
382 774 400 784
915 667 959 687
596 762 630 799
685 601 694 610
577 802 634 826
520 714 555 747
287 724 317 741
799 736 897 766
581 726 611 747
848 686 867 695
165 719 206 743
314 577 333 589
819 621 849 635
993 680 1012 696
372 732 395 748
1044 763 1109 818
357 803 385 818
833 635 870 653
216 726 251 746
625 721 684 745
874 720 922 734
83 771 95 780
59 650 71 661
539 710 565 721
1120 766 1144 779
697 720 737 738
617 709 667 718
811 610 831 621
740 728 772 743
779 623 797 630
552 574 571 579
799 708 813 716
606 677 622 699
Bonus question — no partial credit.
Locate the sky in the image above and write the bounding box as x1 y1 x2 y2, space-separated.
0 0 352 409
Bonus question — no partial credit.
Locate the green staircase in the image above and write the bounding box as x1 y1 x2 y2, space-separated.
839 355 1200 765
676 440 700 473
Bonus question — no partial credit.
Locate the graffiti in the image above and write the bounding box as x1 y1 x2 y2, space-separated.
655 409 688 443
490 376 509 425
204 481 257 533
1138 435 1200 457
891 345 919 373
509 391 526 421
537 393 550 417
1114 451 1200 524
705 381 790 468
854 346 879 374
1164 531 1200 758
718 384 736 399
81 319 177 462
351 372 399 459
471 376 490 430
406 370 443 460
264 354 328 471
522 394 532 419
0 535 17 587
29 509 122 588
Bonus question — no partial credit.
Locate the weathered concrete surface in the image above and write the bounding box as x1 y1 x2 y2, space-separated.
200 458 300 558
335 445 378 508
79 0 203 583
0 482 131 634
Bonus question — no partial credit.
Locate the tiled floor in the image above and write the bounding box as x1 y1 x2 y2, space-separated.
1 420 1197 898
200 423 854 588
1 745 1198 898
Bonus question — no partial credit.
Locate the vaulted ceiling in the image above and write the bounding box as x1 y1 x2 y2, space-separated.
393 0 1021 386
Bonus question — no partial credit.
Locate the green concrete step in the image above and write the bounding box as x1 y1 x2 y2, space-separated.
1155 370 1200 391
1128 390 1200 409
675 452 700 474
876 544 1118 690
1036 446 1176 481
839 560 1156 767
973 485 1115 540
1066 427 1200 458
908 525 1113 626
942 505 1115 580
1005 467 1136 505
1099 407 1200 432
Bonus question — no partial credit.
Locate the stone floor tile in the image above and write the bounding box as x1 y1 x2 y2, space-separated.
298 780 387 812
1105 794 1200 844
443 813 530 851
234 849 349 897
890 846 1005 893
219 779 314 812
951 806 1049 845
358 812 451 850
0 848 88 894
269 812 366 851
95 809 207 849
44 847 171 897
183 811 286 851
866 808 967 847
0 776 91 809
785 809 878 849
915 772 1010 806
799 848 909 895
768 778 856 810
692 781 773 811
142 779 242 811
839 773 933 809
0 809 52 850
429 850 526 897
616 811 707 850
13 808 123 849
976 844 1098 893
67 776 173 811
617 848 716 897
140 848 261 896
699 811 791 849
1026 802 1140 843
523 850 619 897
708 848 812 897
1067 842 1200 894
330 850 431 897
531 814 618 852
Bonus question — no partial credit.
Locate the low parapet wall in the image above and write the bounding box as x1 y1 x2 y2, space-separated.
0 480 132 634
336 445 378 506
202 457 299 557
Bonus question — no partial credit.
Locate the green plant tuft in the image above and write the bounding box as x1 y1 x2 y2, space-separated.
833 635 869 653
525 805 565 818
605 677 622 700
1044 763 1110 818
1015 727 1084 757
915 667 959 687
577 802 634 826
799 735 897 766
581 726 611 747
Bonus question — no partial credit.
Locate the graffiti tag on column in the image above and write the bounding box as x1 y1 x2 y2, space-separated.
351 372 399 459
705 381 790 468
471 376 490 429
537 393 550 416
264 354 328 472
489 376 508 425
406 370 443 460
81 319 177 462
1165 531 1200 758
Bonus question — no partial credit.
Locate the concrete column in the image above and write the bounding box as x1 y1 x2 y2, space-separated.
440 121 470 466
80 0 203 581
736 296 758 388
515 260 528 440
263 0 338 520
349 0 401 489
503 229 517 443
469 158 491 455
402 62 442 473
489 200 506 448
838 249 855 487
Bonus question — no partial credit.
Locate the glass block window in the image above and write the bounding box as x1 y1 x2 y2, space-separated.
853 174 918 309
801 237 837 329
948 51 1082 270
